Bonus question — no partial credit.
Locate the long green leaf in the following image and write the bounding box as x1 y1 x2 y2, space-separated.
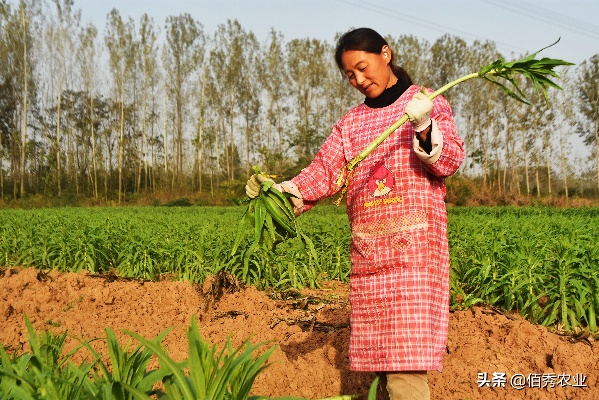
124 328 196 400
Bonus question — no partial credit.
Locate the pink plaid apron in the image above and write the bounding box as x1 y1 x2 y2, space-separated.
292 85 464 371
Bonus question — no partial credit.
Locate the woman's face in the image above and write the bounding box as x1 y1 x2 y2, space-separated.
341 45 397 98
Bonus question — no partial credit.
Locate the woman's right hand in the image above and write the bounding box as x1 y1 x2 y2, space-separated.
245 174 273 198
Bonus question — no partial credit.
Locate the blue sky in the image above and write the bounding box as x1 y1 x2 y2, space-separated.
73 0 599 65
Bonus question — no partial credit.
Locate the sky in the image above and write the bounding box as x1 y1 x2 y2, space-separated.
72 0 599 66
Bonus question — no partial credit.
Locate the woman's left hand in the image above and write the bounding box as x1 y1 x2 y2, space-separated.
405 90 433 132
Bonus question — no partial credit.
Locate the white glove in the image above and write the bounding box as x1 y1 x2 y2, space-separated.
405 91 433 132
245 174 272 198
246 174 284 198
279 181 305 216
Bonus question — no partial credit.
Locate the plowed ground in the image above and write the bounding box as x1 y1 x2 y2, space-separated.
1 267 597 399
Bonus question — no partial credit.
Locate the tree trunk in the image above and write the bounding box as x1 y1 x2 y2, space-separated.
90 93 98 199
0 133 4 198
118 96 124 204
546 146 552 195
162 81 168 189
503 123 510 193
176 87 182 187
67 91 77 194
595 123 599 194
225 95 234 182
245 105 250 179
536 170 541 197
56 73 62 196
197 81 204 193
523 132 530 195
138 87 147 194
558 121 569 206
534 142 541 197
19 5 28 198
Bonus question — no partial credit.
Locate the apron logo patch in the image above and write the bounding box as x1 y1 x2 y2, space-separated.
368 163 394 197
363 163 402 208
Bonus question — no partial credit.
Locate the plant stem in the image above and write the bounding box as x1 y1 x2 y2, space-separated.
332 39 572 205
348 73 479 174
429 72 479 99
334 72 480 189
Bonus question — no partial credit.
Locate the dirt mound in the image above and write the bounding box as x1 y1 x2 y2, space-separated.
0 267 597 399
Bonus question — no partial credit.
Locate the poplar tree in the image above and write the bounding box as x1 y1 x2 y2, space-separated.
1 0 39 198
429 34 468 110
577 54 599 193
77 22 99 198
237 30 260 178
105 9 136 203
386 34 431 86
286 37 328 168
209 19 251 182
0 1 5 198
257 29 289 173
46 0 80 196
554 68 576 203
459 40 502 186
321 39 359 148
138 13 159 193
163 13 204 188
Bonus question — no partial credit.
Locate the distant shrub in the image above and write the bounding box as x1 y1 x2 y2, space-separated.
166 198 192 207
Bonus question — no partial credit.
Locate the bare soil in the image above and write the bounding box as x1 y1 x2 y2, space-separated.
0 267 597 399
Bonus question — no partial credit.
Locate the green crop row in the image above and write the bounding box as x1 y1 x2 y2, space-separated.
1 205 598 332
448 207 599 333
1 315 375 399
0 206 350 289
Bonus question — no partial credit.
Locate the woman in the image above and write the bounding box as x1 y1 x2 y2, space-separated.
246 27 464 400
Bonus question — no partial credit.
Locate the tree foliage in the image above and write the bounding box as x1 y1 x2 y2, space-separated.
0 1 594 205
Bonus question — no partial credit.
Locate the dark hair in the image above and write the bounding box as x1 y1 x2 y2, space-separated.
334 27 412 85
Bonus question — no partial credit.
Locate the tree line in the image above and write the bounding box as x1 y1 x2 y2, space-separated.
1 0 598 206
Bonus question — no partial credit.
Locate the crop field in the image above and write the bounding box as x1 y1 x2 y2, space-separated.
1 205 598 333
0 204 351 289
1 205 598 399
